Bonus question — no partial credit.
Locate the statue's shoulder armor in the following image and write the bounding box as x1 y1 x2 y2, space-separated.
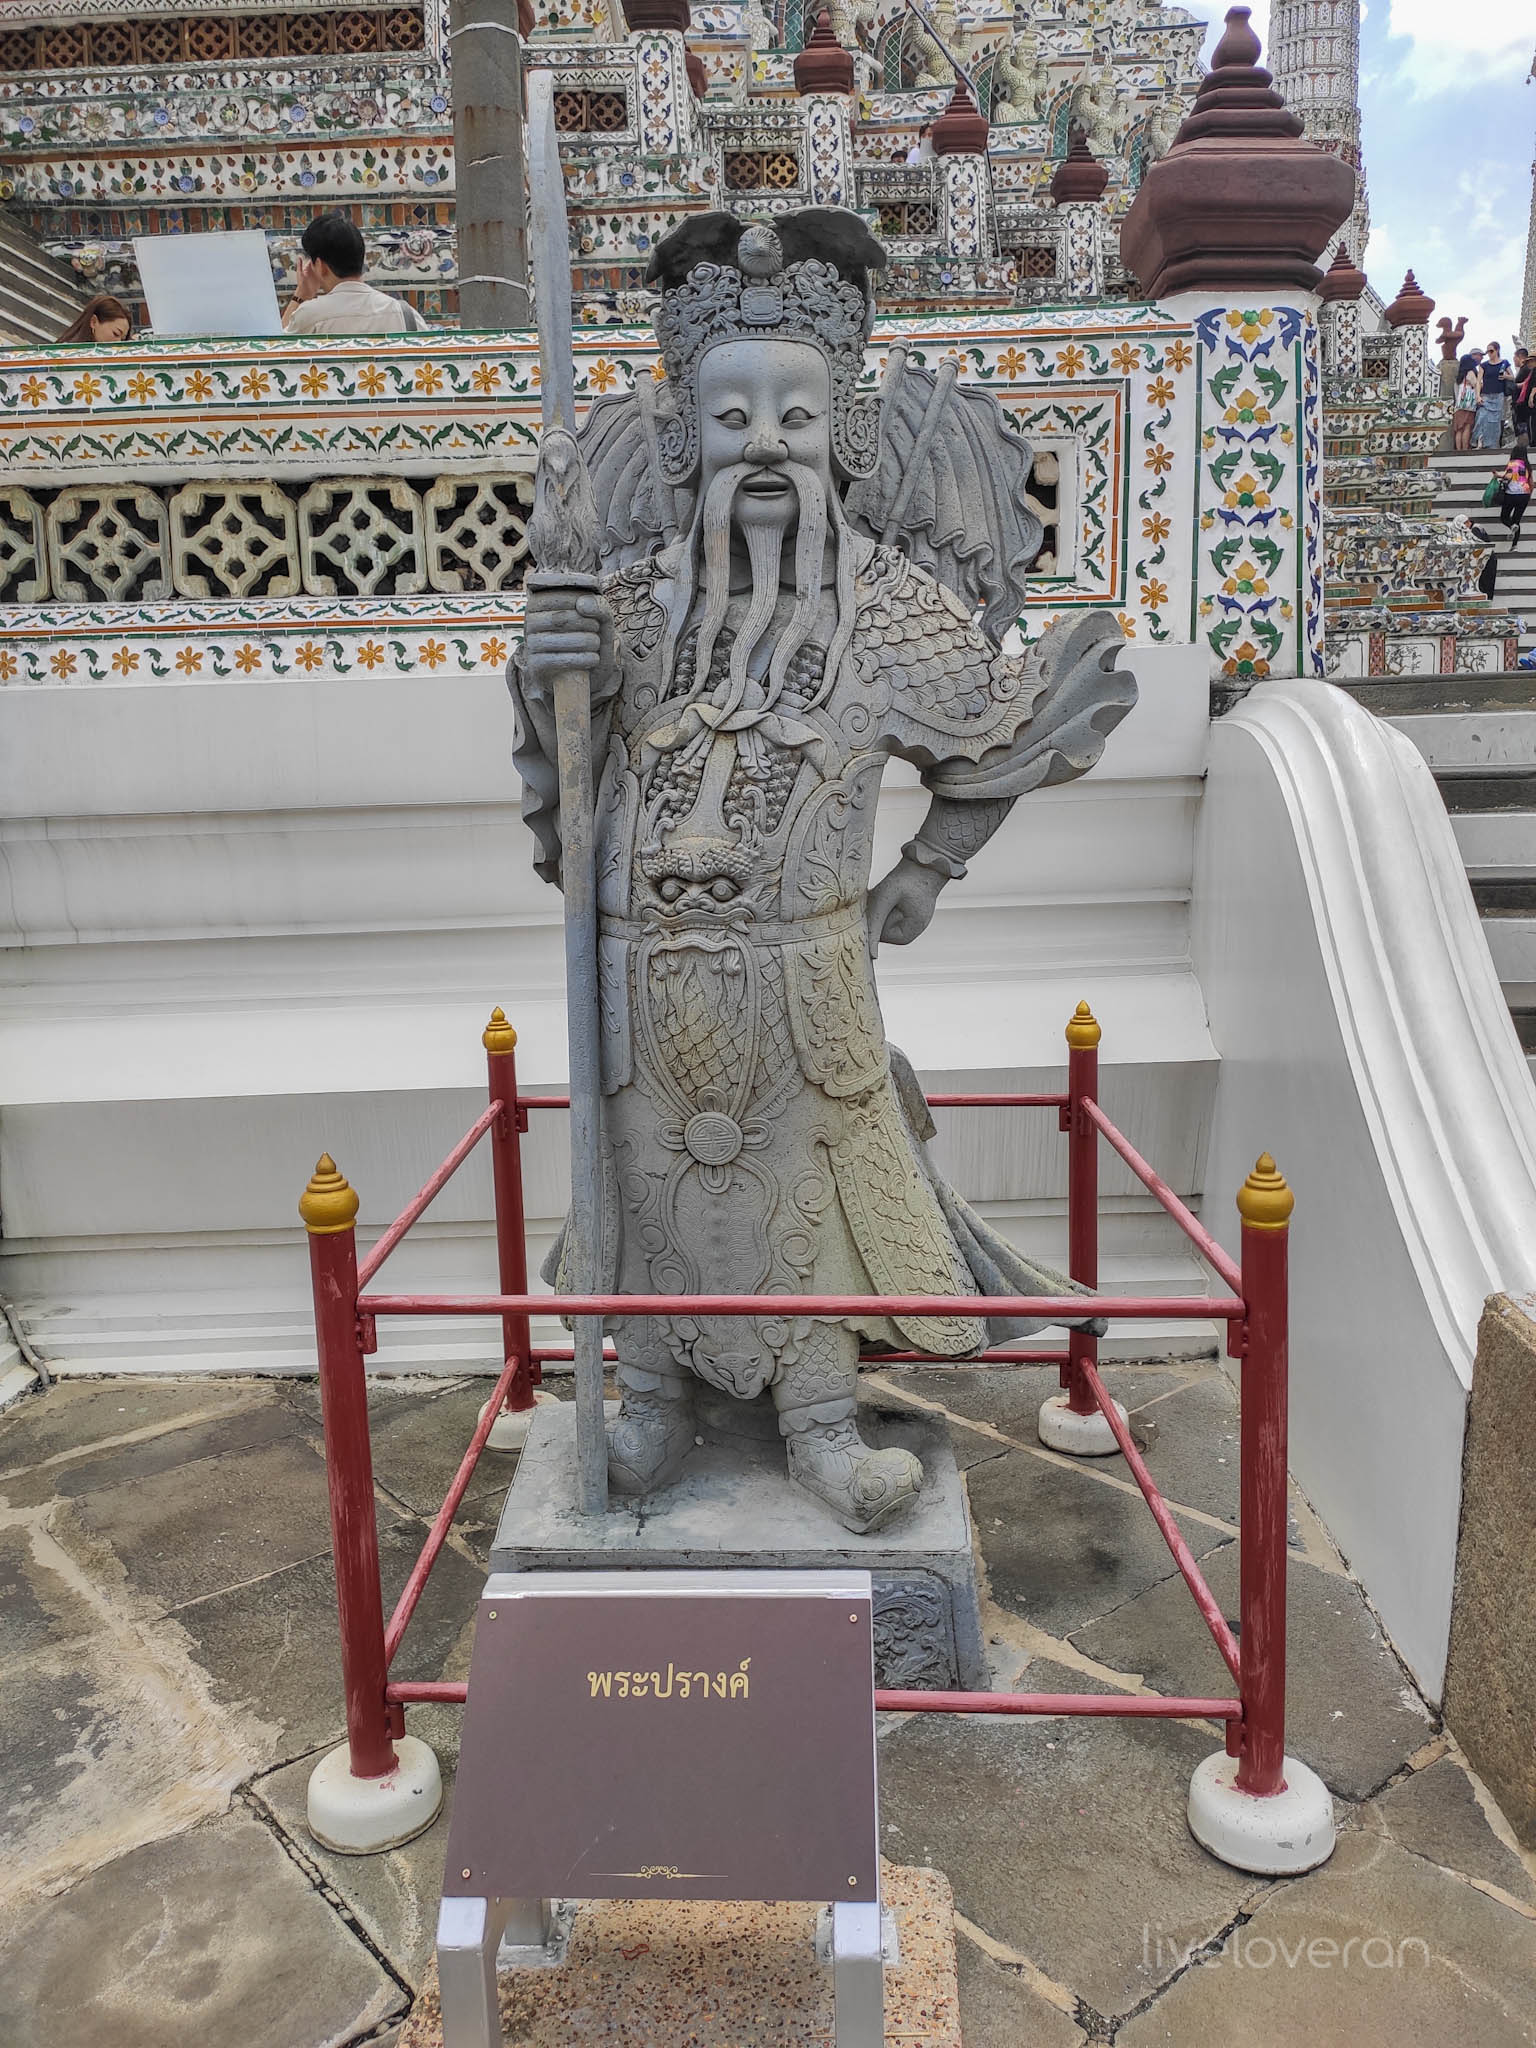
604 556 667 657
852 547 1018 739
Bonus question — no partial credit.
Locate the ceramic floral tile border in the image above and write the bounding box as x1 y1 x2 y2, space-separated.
0 308 1198 640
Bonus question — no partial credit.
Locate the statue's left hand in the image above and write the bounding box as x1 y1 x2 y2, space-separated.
866 858 945 956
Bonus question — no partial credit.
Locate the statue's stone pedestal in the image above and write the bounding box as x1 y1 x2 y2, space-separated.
489 1400 989 1692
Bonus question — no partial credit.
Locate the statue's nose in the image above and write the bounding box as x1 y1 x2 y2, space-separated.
744 428 787 466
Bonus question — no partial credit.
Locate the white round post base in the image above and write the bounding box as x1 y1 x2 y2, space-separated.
1037 1391 1127 1456
1188 1750 1336 1875
307 1735 443 1855
479 1387 560 1451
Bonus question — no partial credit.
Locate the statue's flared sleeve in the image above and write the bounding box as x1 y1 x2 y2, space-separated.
857 553 1137 802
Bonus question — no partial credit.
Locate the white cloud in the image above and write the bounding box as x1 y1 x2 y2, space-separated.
1384 0 1533 93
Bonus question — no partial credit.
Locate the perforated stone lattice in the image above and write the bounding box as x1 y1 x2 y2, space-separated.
171 484 300 601
300 477 426 597
422 476 533 593
46 487 170 603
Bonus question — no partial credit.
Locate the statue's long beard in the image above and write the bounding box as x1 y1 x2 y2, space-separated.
662 462 856 724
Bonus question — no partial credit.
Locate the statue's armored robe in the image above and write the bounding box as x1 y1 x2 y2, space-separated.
511 536 1132 1399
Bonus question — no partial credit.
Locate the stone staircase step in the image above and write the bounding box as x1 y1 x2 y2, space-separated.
1341 674 1536 716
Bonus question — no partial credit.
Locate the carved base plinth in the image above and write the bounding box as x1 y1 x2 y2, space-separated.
489 1401 989 1692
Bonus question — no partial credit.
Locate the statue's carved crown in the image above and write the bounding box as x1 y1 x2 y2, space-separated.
645 208 887 485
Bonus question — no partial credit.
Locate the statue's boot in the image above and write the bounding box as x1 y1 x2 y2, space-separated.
607 1365 695 1497
776 1393 923 1535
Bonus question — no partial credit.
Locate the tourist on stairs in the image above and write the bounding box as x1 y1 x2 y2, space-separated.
1497 440 1530 551
1453 352 1481 452
1472 342 1513 449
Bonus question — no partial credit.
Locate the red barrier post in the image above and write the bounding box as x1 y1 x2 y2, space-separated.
483 1006 538 1416
300 1155 395 1780
1234 1153 1292 1795
1062 1000 1101 1414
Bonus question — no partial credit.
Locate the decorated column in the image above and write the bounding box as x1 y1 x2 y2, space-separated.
1384 270 1435 402
1049 123 1108 302
1119 6 1352 689
1317 244 1366 378
931 76 993 287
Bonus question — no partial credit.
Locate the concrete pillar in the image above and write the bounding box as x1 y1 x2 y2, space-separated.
450 0 530 329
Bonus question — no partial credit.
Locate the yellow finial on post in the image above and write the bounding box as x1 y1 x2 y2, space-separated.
1065 999 1102 1050
299 1154 360 1235
1236 1153 1294 1230
482 1005 518 1053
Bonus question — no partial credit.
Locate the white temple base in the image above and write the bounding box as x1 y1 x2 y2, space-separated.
1037 1391 1128 1456
1187 1750 1336 1875
306 1735 443 1855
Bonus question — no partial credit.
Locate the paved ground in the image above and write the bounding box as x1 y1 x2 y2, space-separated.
3 1356 1535 2046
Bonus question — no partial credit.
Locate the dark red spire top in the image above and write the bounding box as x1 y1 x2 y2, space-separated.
930 73 990 156
1317 244 1367 303
793 7 856 95
1384 269 1435 327
1050 122 1109 205
1118 5 1354 295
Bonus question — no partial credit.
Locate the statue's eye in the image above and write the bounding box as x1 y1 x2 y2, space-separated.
714 408 748 429
781 407 813 427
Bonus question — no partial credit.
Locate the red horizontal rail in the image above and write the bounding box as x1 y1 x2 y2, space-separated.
358 1289 1245 1321
1078 1354 1242 1683
384 1678 1240 1720
876 1690 1241 1719
527 1342 1069 1367
1083 1100 1243 1296
356 1098 503 1290
511 1091 1068 1115
383 1343 524 1667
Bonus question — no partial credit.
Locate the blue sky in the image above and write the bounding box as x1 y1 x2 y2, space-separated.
1204 3 1535 345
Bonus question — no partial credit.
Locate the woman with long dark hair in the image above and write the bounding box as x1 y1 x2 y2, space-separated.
1452 352 1480 453
1497 438 1531 551
56 294 132 343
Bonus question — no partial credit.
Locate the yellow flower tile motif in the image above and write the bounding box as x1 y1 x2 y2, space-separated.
1145 376 1175 408
1143 443 1174 475
1139 579 1169 609
1165 340 1193 372
239 369 271 400
51 649 76 677
1141 513 1171 544
1055 344 1087 378
1116 613 1138 638
470 364 501 395
185 369 214 402
418 638 448 669
0 650 17 678
110 645 138 673
588 359 619 393
294 641 325 670
1109 343 1141 374
299 366 332 398
233 644 263 673
356 365 388 397
413 364 445 395
72 373 103 404
125 372 157 404
480 636 508 666
19 376 46 407
356 640 387 669
174 647 203 673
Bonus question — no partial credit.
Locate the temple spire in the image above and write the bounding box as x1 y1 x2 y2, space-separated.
1267 0 1370 270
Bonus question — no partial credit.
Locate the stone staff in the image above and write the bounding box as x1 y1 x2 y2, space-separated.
524 68 607 1514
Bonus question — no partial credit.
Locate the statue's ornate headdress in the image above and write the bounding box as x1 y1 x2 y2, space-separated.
644 208 887 484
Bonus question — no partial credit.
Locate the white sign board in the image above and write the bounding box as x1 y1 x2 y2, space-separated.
133 230 283 338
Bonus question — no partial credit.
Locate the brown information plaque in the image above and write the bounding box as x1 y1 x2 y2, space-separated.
442 1569 878 1904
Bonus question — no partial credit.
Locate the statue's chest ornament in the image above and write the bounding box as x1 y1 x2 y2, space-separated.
632 932 777 1192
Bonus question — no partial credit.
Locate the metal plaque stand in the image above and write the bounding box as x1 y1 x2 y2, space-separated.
435 1569 885 2047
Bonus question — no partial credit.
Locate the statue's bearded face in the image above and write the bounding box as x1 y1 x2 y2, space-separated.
696 339 834 535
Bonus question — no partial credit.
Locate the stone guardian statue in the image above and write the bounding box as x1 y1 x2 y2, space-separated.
512 210 1136 1534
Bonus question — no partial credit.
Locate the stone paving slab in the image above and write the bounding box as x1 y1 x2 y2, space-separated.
881 1362 1197 1440
0 1377 263 1468
174 1519 484 1766
953 1938 1087 2047
967 1446 1233 1638
0 1628 269 1913
876 1709 1263 2019
68 1432 346 1611
1117 1827 1536 2047
254 1699 469 1982
287 1379 513 1519
1370 1752 1536 1906
0 1381 298 1511
0 1808 405 2048
0 1517 100 1657
1071 1544 1433 1800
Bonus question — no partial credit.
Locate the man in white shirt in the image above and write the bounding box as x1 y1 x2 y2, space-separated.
283 213 426 335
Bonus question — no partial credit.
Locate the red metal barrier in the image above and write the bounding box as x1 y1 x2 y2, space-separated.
298 1000 1296 1809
